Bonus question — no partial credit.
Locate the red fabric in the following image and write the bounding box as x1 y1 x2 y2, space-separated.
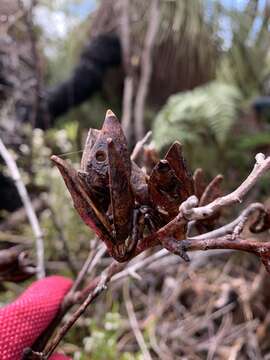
0 276 73 360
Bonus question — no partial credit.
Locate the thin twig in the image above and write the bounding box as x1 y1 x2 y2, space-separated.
0 198 46 231
119 0 131 72
182 236 270 266
131 130 152 161
19 0 42 128
188 203 266 241
31 251 166 355
123 279 153 360
29 153 270 354
119 0 134 142
134 0 160 141
43 262 120 358
74 261 126 304
122 77 134 142
180 154 270 221
0 138 45 278
113 249 168 282
68 242 106 299
199 174 223 206
49 206 77 277
28 243 106 354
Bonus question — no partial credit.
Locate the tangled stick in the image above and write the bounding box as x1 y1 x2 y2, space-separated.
26 153 270 358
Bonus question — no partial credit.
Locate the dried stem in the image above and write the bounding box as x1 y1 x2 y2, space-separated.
119 0 134 142
28 153 270 355
189 203 266 241
182 236 270 273
0 198 46 232
66 243 106 304
112 249 168 282
131 130 152 161
180 154 270 221
49 207 77 277
0 138 45 278
134 0 160 141
183 237 270 254
123 279 153 360
30 250 168 355
27 243 106 354
19 0 42 128
43 262 120 358
119 0 131 72
122 77 134 142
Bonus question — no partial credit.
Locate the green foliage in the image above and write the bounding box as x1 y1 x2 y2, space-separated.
238 132 270 150
73 310 143 360
153 81 242 151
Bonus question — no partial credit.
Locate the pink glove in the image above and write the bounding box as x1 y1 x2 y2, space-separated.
0 276 73 360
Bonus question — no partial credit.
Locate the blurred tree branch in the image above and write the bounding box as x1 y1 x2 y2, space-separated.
0 138 45 278
24 151 270 357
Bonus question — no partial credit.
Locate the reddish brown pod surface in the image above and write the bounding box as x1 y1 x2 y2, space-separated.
52 110 197 262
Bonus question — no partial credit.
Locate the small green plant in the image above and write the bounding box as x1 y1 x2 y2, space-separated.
73 310 143 360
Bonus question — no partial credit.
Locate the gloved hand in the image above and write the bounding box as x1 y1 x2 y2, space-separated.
0 276 73 360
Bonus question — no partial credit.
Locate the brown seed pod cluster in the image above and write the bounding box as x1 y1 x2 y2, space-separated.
52 110 223 262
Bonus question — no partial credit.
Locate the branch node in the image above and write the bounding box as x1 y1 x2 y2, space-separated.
255 153 266 164
179 195 199 219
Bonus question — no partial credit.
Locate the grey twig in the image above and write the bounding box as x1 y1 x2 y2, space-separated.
134 0 160 141
43 262 120 358
0 138 45 278
131 131 152 161
180 154 270 221
123 279 153 360
119 0 134 142
188 203 266 241
49 206 77 276
67 242 106 300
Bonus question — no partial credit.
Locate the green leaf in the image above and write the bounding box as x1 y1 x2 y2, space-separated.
153 81 242 150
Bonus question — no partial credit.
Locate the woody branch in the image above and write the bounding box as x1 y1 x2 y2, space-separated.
26 153 270 357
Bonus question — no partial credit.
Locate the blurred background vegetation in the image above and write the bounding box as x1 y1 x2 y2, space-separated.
1 0 270 358
35 0 270 176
